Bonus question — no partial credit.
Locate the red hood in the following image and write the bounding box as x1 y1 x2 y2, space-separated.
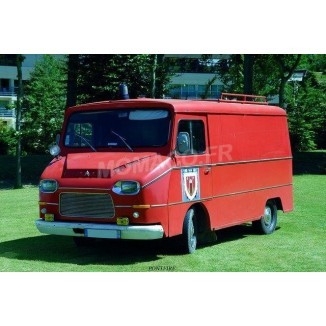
65 152 156 171
41 151 172 185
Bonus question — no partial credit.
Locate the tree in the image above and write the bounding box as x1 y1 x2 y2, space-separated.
244 54 255 95
14 54 24 189
150 54 169 98
151 54 158 98
0 124 15 155
22 55 67 153
201 75 219 99
285 71 326 151
300 54 326 72
273 55 302 108
76 54 150 102
74 54 171 103
217 54 302 105
152 54 171 98
66 54 79 107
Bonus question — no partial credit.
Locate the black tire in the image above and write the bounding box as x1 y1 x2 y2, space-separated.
253 200 278 234
182 208 198 254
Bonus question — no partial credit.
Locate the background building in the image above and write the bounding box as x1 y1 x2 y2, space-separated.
164 54 229 99
0 54 45 129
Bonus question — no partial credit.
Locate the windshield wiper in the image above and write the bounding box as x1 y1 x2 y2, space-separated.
111 130 133 152
75 133 96 152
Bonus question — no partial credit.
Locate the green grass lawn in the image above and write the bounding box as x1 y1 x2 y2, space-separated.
0 173 325 272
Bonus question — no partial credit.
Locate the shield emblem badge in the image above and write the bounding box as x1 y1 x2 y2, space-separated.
182 168 199 201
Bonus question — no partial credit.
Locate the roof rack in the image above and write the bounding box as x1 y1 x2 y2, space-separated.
220 93 268 105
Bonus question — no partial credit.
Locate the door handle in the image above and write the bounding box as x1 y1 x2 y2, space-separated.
204 167 211 174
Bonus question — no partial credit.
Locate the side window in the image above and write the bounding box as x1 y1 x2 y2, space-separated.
177 120 206 154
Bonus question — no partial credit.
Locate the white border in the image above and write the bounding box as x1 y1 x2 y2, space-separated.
1 272 325 325
3 1 326 53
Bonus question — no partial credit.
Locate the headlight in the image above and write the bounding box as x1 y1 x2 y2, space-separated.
39 179 58 193
112 181 140 195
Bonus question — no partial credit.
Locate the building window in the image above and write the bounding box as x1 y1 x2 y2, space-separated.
0 79 10 92
168 84 222 99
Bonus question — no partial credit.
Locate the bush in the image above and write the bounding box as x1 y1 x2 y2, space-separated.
0 127 16 155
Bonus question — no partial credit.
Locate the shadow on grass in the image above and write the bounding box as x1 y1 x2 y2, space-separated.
0 235 170 266
293 151 326 175
214 223 281 244
216 224 253 244
0 224 281 268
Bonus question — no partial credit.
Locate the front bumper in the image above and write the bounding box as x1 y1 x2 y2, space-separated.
35 219 164 240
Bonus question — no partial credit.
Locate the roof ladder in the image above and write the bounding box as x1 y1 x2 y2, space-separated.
220 93 268 105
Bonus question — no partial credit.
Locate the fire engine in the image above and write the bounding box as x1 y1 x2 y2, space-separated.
36 90 293 253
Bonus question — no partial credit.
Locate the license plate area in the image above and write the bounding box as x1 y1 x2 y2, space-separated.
85 229 121 239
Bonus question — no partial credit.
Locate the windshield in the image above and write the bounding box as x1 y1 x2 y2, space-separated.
64 108 171 150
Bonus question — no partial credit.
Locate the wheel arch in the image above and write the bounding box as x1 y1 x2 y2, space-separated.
191 202 211 234
269 197 283 211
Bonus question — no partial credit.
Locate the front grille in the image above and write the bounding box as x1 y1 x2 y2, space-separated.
60 192 115 218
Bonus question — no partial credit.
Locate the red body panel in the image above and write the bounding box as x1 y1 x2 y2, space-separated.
38 98 293 240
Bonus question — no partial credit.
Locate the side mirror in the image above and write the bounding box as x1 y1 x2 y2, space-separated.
55 133 61 145
177 132 190 154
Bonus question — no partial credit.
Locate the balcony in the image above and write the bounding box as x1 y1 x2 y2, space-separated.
0 108 15 118
0 88 17 97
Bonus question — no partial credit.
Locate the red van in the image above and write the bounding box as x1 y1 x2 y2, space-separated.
35 93 293 253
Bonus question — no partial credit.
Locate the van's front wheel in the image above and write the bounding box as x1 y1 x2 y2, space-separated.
253 200 277 234
182 208 198 254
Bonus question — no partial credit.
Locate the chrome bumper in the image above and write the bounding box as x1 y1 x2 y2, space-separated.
35 219 164 240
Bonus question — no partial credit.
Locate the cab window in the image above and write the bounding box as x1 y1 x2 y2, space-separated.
177 120 206 154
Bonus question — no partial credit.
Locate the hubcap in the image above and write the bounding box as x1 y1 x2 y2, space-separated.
189 218 196 248
263 206 272 226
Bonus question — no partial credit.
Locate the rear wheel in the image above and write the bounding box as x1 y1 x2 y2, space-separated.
253 200 278 234
182 208 198 254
